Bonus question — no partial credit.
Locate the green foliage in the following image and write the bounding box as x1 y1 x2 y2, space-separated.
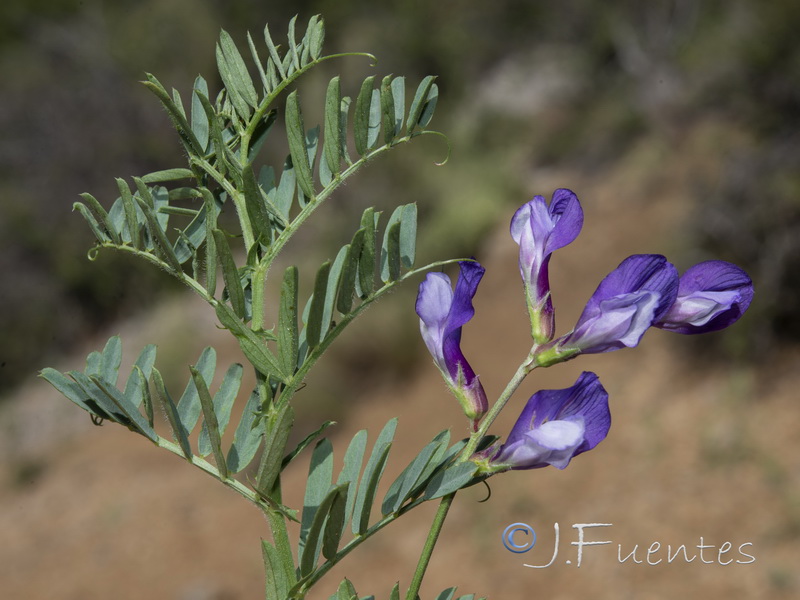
40 338 157 442
40 15 487 600
286 417 480 596
263 539 296 600
71 16 439 279
434 589 486 600
62 15 443 395
39 333 484 594
323 579 485 600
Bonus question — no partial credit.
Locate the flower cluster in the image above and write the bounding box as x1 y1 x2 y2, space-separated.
416 189 753 472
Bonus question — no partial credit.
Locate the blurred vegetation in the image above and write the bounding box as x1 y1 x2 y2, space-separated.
1 0 798 396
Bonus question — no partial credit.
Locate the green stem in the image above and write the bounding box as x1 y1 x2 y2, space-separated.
236 54 378 259
255 141 404 283
241 52 376 152
97 243 212 300
251 265 268 332
247 134 429 340
460 355 535 459
191 157 256 251
157 406 299 593
405 493 455 600
155 436 261 505
264 477 296 588
402 350 538 599
246 140 410 335
292 495 427 595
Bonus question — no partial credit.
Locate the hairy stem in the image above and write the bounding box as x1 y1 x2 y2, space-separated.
405 493 455 600
97 243 212 300
241 52 376 152
254 139 409 286
264 477 296 587
460 354 536 459
191 156 256 251
155 436 261 505
292 495 428 595
402 350 538 599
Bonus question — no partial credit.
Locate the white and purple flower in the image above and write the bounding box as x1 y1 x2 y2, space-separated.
416 261 488 428
654 260 754 334
480 372 610 471
535 254 679 365
533 254 754 366
511 189 584 343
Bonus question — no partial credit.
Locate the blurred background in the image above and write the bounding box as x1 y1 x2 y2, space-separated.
1 0 798 598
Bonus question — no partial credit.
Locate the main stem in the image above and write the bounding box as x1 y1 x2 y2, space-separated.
405 493 456 600
460 352 535 458
264 477 295 591
404 350 537 598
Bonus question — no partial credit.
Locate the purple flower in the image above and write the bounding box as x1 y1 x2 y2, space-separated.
486 372 610 471
511 189 584 343
416 261 488 427
535 255 678 365
654 260 754 334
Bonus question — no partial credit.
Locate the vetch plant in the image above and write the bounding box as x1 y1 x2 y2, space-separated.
39 18 754 600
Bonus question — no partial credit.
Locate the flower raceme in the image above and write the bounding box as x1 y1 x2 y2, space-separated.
511 189 583 344
416 261 488 429
533 254 754 367
506 191 754 367
475 372 611 472
417 190 753 473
